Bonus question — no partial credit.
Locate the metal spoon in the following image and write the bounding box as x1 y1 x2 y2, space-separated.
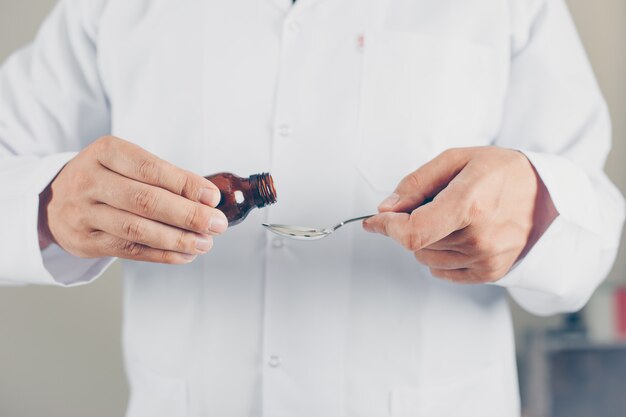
262 214 376 241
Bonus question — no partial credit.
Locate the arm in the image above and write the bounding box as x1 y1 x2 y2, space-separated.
364 0 624 316
492 0 625 315
0 0 111 286
0 0 227 287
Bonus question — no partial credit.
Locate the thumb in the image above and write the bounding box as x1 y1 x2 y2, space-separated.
378 149 470 213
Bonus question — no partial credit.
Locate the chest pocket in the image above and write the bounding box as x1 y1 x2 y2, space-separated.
357 32 498 194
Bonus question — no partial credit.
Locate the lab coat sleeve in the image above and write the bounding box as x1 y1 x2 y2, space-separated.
0 0 115 287
492 0 626 315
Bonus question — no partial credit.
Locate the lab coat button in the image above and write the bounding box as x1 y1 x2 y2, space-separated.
277 124 293 138
268 355 282 368
272 237 285 249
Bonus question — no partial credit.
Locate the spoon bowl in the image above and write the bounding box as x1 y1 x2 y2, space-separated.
262 214 375 241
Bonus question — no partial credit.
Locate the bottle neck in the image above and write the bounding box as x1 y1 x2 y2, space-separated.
249 173 277 208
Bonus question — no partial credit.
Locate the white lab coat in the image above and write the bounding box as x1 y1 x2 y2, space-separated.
0 0 624 416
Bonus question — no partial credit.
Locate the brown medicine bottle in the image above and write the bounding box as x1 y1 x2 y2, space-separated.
205 172 277 227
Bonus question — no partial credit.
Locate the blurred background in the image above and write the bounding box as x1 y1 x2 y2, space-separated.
0 1 624 416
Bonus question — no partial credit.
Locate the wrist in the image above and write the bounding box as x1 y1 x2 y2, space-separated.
38 185 54 250
520 165 559 259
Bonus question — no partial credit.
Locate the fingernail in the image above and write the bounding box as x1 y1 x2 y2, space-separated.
182 254 197 262
200 188 221 207
195 236 213 253
379 193 400 210
208 215 229 234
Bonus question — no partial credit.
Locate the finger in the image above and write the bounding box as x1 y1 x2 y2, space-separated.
94 136 221 207
427 223 524 260
96 168 228 235
430 267 502 284
88 231 198 265
422 229 466 251
365 186 470 252
378 148 472 213
414 249 472 270
90 203 213 255
429 268 473 284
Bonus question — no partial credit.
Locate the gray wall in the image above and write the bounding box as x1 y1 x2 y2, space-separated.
0 3 128 417
0 1 624 417
569 0 626 284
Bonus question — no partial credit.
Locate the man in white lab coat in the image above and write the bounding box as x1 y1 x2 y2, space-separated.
0 0 624 416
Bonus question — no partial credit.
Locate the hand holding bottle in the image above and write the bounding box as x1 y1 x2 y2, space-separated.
38 136 228 264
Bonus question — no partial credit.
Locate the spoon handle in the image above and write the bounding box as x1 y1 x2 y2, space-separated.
334 214 377 230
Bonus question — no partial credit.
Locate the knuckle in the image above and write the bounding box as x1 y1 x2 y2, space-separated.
174 174 192 196
405 231 424 252
483 268 504 283
137 157 160 183
121 240 144 257
92 136 130 168
204 236 215 252
92 136 116 156
399 233 413 251
465 234 480 249
83 229 104 247
440 147 457 159
510 148 528 165
178 175 201 200
440 147 464 162
470 236 485 252
174 230 191 253
454 189 477 227
482 239 498 255
73 172 94 195
478 256 507 281
484 257 501 272
490 257 506 274
413 251 426 264
122 218 145 242
94 135 114 148
72 231 102 258
414 250 435 266
429 268 448 280
464 270 483 284
467 198 484 222
445 183 475 228
403 172 422 191
160 251 179 265
184 205 208 231
134 189 159 217
467 235 495 254
73 209 91 230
